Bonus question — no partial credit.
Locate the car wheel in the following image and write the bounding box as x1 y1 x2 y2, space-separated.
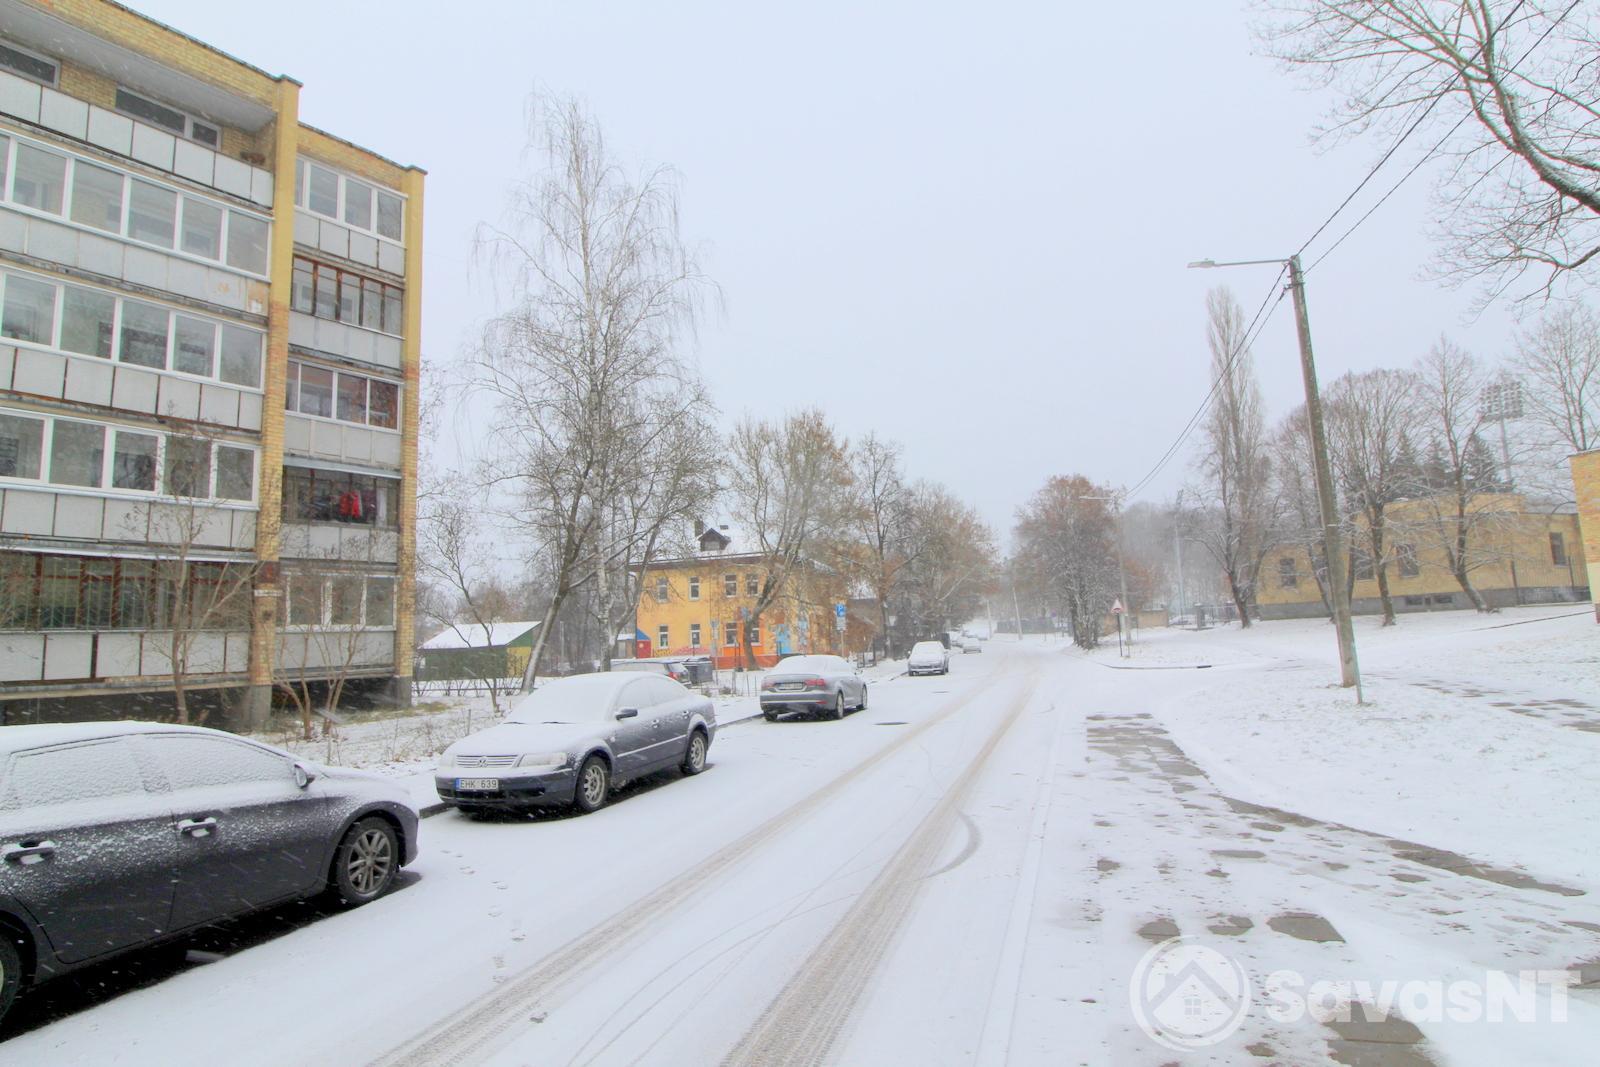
829 691 845 720
573 755 610 814
763 710 779 722
682 729 709 775
0 931 21 1025
332 817 399 906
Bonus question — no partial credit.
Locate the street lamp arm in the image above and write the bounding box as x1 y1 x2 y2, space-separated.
1187 257 1291 269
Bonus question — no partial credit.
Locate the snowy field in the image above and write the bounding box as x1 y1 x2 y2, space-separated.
7 615 1597 1066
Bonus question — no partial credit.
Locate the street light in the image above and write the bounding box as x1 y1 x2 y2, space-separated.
1189 253 1363 700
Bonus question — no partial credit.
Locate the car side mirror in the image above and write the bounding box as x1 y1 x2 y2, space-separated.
293 762 317 789
615 707 639 720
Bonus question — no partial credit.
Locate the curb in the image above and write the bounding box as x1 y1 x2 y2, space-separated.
419 706 769 820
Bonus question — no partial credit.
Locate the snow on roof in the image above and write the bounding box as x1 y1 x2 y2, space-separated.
420 621 541 651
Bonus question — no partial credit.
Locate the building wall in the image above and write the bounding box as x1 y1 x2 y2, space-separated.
634 554 847 668
0 1 421 723
1572 449 1600 623
1255 494 1587 620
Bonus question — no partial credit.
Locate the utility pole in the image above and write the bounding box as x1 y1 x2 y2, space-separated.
1287 254 1362 699
1173 489 1187 622
1009 561 1024 641
1190 254 1362 697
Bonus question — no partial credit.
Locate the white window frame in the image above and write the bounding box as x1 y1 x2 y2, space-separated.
294 157 406 245
0 268 265 392
687 575 700 601
282 572 395 631
284 360 402 433
656 625 669 650
689 623 701 648
0 411 258 505
0 39 59 87
0 132 271 278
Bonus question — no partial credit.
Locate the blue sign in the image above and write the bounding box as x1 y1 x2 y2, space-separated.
835 602 847 618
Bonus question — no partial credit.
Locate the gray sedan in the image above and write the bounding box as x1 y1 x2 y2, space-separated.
436 672 716 814
759 654 868 721
0 722 418 1027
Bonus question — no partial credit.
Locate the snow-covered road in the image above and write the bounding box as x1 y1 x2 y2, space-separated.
6 620 1598 1065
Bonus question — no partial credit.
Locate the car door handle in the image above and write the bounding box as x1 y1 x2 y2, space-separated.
3 840 57 865
177 817 219 838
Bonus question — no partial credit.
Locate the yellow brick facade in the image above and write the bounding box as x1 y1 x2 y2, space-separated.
635 556 847 668
1572 450 1600 622
1256 493 1588 618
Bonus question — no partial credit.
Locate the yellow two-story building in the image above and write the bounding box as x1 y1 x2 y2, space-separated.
634 524 853 668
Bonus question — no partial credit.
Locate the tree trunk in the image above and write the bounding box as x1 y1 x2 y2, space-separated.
1374 563 1396 626
1370 518 1395 626
1452 564 1491 612
1226 570 1251 629
878 596 891 659
519 591 566 692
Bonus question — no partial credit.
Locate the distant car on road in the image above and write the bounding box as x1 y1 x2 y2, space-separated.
908 641 950 676
759 655 868 721
437 672 715 814
0 722 417 1027
961 636 982 654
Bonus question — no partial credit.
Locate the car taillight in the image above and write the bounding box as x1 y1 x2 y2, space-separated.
804 678 826 688
760 679 775 689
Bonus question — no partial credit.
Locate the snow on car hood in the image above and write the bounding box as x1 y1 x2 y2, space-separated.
447 719 613 757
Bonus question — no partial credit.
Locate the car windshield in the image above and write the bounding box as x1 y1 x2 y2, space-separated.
911 643 943 656
506 678 625 724
772 656 837 675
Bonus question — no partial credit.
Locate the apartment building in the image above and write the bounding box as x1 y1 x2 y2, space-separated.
0 0 422 726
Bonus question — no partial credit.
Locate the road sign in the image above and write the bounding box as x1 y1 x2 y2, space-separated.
835 602 846 618
1111 599 1125 615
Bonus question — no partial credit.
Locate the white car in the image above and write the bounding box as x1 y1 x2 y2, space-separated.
961 636 982 654
908 640 949 676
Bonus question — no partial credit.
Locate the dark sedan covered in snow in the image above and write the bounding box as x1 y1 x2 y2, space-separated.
0 722 418 1026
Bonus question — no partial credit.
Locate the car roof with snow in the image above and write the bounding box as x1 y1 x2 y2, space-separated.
0 721 230 757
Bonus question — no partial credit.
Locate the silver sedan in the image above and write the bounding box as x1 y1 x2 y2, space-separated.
436 672 716 814
759 654 868 722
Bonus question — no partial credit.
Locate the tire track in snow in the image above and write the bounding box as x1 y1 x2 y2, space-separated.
368 671 1032 1067
720 669 1042 1067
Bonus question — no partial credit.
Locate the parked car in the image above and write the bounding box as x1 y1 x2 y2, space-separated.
436 672 715 814
0 722 417 1026
759 654 868 721
961 636 982 654
908 640 950 675
610 657 690 683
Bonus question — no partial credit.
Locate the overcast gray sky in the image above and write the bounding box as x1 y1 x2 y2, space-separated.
141 0 1521 537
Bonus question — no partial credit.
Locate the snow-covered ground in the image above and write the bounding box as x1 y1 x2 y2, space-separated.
6 617 1596 1065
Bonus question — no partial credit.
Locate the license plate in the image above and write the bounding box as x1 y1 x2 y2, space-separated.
456 777 500 791
777 683 805 691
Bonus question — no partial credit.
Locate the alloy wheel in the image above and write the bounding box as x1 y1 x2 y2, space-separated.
346 828 393 896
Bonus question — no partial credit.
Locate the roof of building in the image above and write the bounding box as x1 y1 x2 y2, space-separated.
420 621 541 651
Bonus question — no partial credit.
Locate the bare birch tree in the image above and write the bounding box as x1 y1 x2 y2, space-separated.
1257 0 1600 301
725 409 853 670
1326 368 1422 624
1271 406 1335 616
469 95 716 690
1511 302 1600 461
1190 287 1281 626
849 433 913 657
416 492 521 713
1405 337 1512 610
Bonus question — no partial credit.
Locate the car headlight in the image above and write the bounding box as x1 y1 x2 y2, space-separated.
518 752 569 770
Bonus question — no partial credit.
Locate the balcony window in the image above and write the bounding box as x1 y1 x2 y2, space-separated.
173 316 215 377
368 380 399 429
376 191 403 241
288 573 321 627
366 576 395 626
214 446 254 501
2 274 55 345
180 197 222 259
111 431 158 491
307 165 338 217
49 420 104 488
69 162 122 233
291 257 405 335
60 285 114 358
225 212 269 274
218 325 262 388
164 437 210 499
329 575 364 626
118 300 169 368
128 180 177 248
0 413 43 478
0 41 57 86
12 144 64 214
300 160 404 244
343 179 373 230
281 466 398 527
297 365 334 418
